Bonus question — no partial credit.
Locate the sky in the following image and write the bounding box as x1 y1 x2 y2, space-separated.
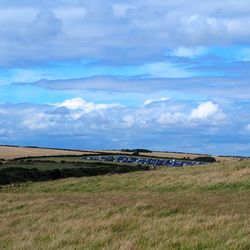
1 0 250 155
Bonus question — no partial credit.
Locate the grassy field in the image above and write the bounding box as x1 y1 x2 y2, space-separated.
0 146 94 161
0 154 215 185
0 158 150 185
0 159 249 249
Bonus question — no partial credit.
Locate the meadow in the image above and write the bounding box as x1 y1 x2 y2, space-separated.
0 158 249 249
0 157 150 185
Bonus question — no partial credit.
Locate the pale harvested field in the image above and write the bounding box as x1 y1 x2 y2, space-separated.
0 146 94 161
0 160 249 249
95 150 206 159
0 146 236 162
140 152 236 162
96 150 235 162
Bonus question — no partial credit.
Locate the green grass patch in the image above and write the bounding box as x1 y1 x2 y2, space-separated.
200 180 250 192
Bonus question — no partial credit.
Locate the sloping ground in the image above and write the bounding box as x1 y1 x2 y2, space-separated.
0 160 249 249
0 146 94 161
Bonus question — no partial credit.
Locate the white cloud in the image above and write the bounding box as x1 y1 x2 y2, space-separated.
55 98 88 110
55 97 121 112
190 101 225 122
9 99 226 134
1 97 246 155
144 97 170 105
22 112 55 130
122 115 135 128
157 112 185 125
1 1 250 66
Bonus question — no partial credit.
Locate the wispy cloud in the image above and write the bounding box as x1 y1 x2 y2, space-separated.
14 75 250 100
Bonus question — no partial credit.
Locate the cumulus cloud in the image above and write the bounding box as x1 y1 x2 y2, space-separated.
0 0 250 65
2 98 249 154
190 101 219 119
190 101 225 122
190 101 223 120
22 112 56 130
1 99 226 136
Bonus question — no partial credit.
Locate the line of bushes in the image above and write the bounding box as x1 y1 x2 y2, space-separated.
0 164 150 185
121 149 152 153
193 156 216 163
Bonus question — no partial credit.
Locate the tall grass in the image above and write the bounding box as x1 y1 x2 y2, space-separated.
0 160 249 249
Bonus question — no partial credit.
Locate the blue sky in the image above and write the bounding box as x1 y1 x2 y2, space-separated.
1 0 250 155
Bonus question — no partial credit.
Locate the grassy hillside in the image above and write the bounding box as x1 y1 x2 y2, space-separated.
0 160 249 249
0 154 214 185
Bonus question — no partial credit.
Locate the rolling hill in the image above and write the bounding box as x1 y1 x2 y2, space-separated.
0 146 249 249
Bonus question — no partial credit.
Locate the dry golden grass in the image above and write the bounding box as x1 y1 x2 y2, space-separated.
0 146 94 160
0 192 249 250
0 160 249 249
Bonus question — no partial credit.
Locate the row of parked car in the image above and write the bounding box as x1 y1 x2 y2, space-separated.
84 155 206 167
